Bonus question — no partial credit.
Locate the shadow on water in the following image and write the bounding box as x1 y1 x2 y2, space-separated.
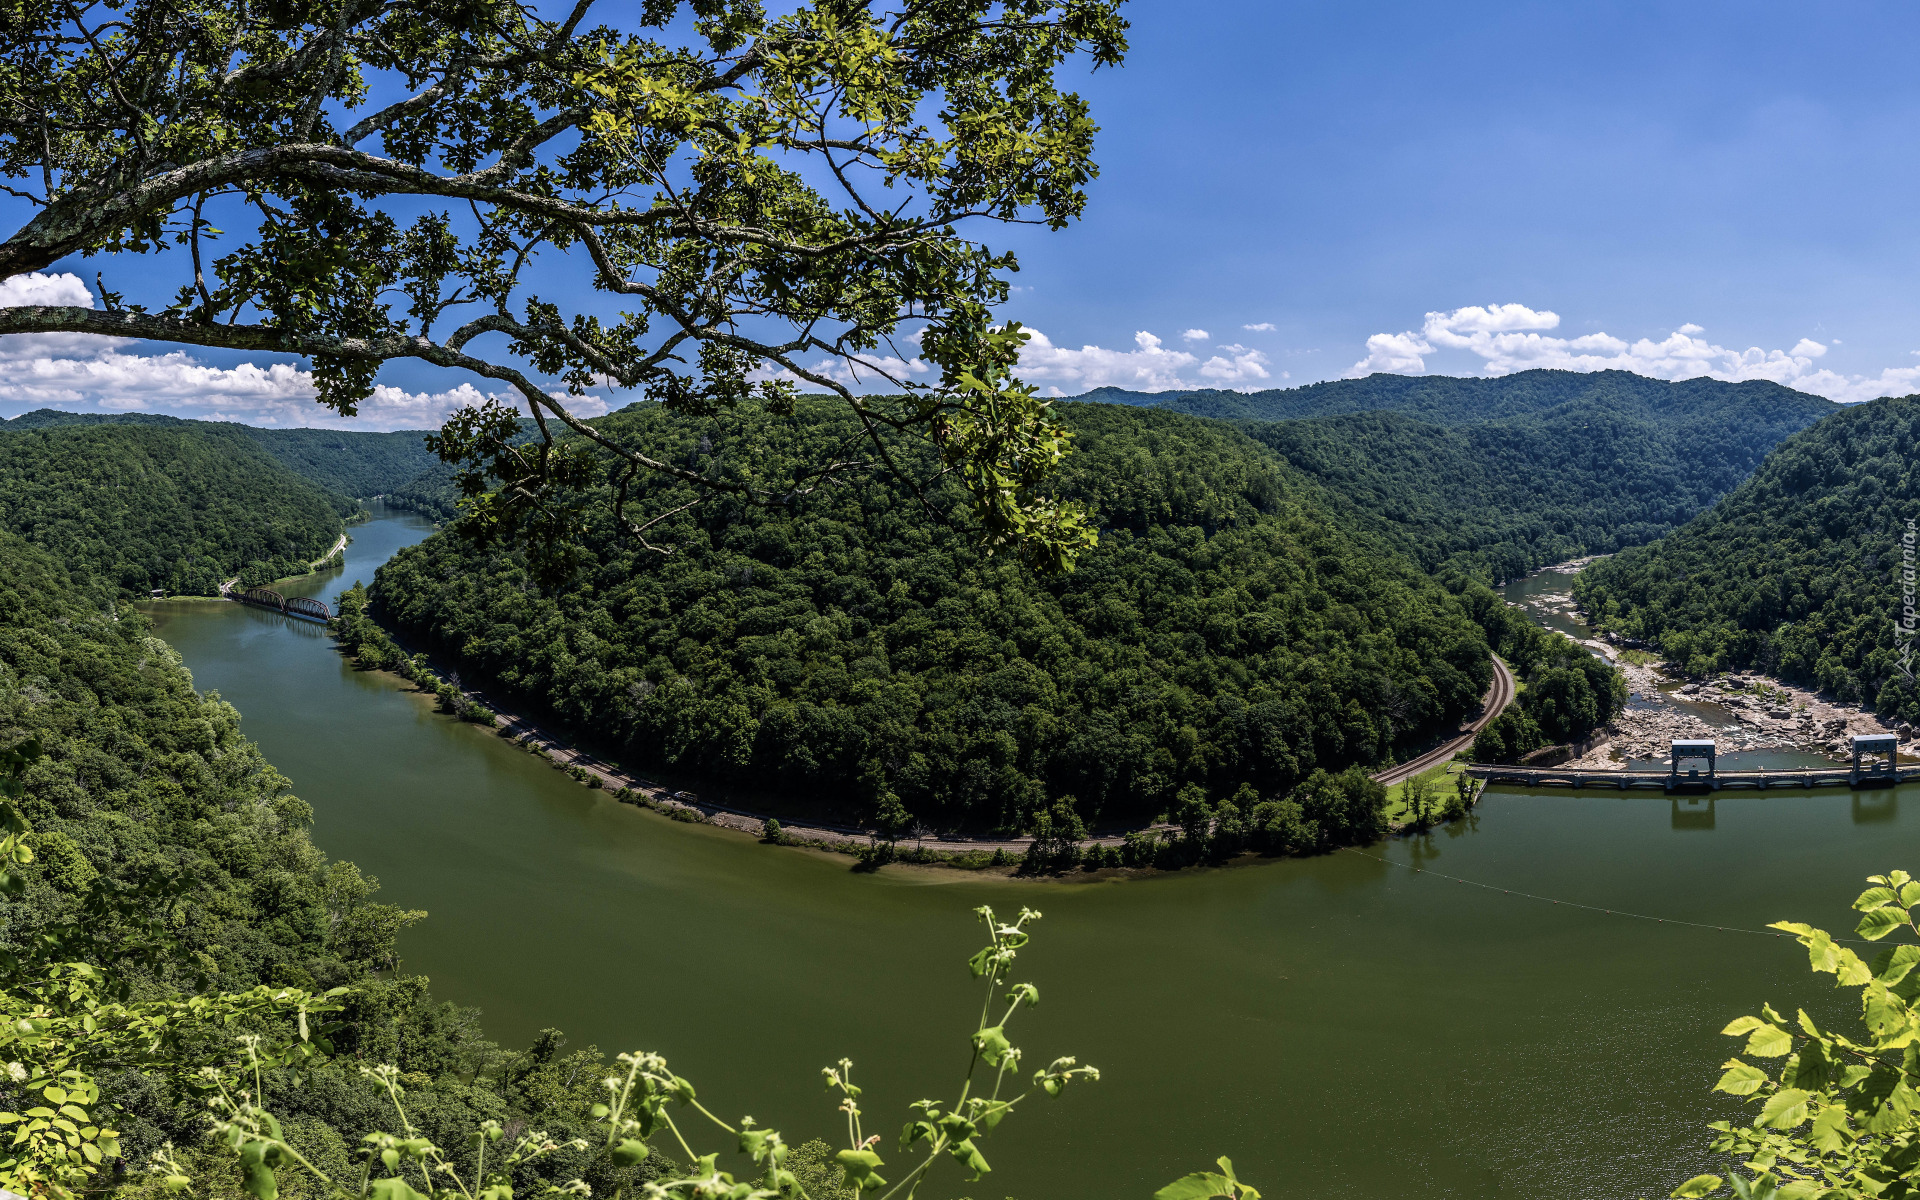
136 515 1920 1200
1856 792 1900 824
1671 797 1715 831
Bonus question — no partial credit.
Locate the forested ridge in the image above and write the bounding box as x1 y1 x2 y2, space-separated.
1574 395 1920 720
5 409 444 504
371 400 1502 833
1085 370 1834 579
0 420 349 595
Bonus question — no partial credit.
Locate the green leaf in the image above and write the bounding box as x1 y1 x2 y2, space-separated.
946 1137 990 1179
1862 983 1913 1044
1670 1175 1722 1198
1746 1025 1793 1058
1722 1017 1765 1037
1756 1088 1811 1129
611 1139 649 1167
972 1024 1012 1066
1834 947 1874 986
241 1160 277 1200
1857 908 1907 941
368 1178 429 1200
1854 887 1897 911
899 1119 935 1150
1713 1061 1769 1096
1809 1106 1852 1152
1156 1173 1236 1200
1873 943 1920 984
833 1149 886 1192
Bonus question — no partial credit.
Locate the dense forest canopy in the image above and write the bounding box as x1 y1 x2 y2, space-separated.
4 410 442 500
372 401 1500 832
1082 370 1833 580
0 419 348 594
1575 395 1920 720
0 533 689 1196
1086 368 1831 427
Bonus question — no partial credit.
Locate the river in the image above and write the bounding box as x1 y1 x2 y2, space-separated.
142 512 1920 1199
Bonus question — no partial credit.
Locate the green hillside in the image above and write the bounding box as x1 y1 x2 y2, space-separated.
0 420 348 594
0 531 670 1193
370 400 1501 832
1083 367 1828 426
3 409 442 500
1573 395 1920 717
1082 370 1834 579
241 427 440 500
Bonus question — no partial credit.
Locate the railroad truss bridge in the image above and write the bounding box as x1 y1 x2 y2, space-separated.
232 586 331 623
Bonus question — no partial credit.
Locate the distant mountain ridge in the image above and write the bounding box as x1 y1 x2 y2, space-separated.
0 419 347 594
1073 370 1839 580
2 409 441 500
1073 368 1831 426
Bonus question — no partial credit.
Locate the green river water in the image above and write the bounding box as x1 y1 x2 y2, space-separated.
141 511 1920 1199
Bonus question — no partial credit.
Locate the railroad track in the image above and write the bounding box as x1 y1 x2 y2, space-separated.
1373 655 1516 787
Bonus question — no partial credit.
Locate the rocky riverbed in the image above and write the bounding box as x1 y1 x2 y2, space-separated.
1564 667 1907 769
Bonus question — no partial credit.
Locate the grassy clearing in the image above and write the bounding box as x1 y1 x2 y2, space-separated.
1618 648 1658 666
1384 759 1471 822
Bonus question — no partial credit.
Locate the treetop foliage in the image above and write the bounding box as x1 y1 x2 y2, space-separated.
0 0 1130 569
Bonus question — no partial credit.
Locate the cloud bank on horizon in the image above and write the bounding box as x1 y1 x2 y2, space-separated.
1348 303 1920 404
0 272 606 430
5 274 1918 426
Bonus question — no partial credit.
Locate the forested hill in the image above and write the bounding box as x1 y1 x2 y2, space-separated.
0 531 666 1194
0 419 347 594
4 409 441 500
1081 371 1835 580
1082 368 1829 426
371 400 1499 833
1573 394 1920 720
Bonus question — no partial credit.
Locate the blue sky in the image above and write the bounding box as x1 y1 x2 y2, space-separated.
5 0 1920 426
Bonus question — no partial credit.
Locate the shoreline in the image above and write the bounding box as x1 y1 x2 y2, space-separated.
335 611 1514 875
334 619 1176 868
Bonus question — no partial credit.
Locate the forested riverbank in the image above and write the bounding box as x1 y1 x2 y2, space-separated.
369 400 1499 838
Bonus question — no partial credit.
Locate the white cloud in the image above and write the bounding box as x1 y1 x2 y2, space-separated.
1181 328 1210 342
0 272 93 307
1016 329 1199 392
0 271 604 429
0 272 135 361
1351 330 1434 375
1198 344 1272 384
1242 322 1277 332
1350 302 1920 404
748 353 931 392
